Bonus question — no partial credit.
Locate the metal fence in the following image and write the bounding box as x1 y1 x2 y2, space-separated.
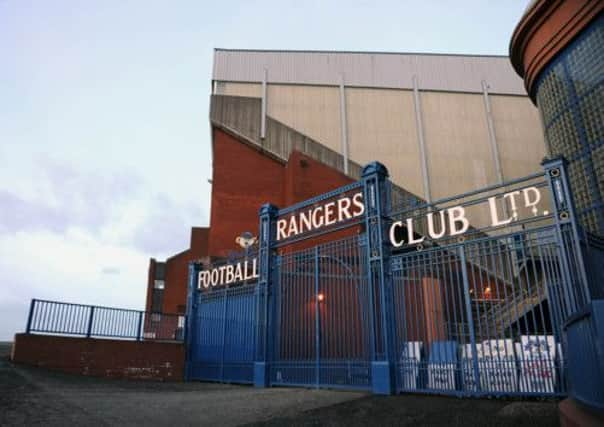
270 235 372 390
391 227 566 396
26 299 185 342
185 158 601 398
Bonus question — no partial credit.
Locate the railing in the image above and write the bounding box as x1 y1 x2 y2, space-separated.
25 299 185 342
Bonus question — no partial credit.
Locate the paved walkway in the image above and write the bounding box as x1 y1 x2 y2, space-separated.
0 342 559 426
0 343 364 426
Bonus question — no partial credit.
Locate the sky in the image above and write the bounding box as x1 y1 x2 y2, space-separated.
0 0 531 340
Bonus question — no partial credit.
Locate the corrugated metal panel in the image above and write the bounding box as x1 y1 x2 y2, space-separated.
213 49 527 95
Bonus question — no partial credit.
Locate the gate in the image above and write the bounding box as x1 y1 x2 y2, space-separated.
389 159 589 396
186 256 258 384
270 235 372 389
185 158 595 397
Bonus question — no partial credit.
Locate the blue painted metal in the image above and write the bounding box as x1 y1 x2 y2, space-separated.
25 299 35 334
362 161 396 394
181 159 602 400
459 246 481 392
184 262 199 381
25 299 183 342
254 203 277 387
188 284 257 383
269 235 372 390
277 181 363 217
563 301 604 411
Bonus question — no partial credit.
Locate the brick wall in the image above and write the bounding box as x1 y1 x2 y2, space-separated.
146 227 210 314
11 334 184 381
146 127 362 315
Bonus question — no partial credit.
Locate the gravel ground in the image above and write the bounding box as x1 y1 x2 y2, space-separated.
0 342 560 426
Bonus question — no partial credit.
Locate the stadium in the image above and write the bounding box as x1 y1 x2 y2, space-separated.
11 1 604 423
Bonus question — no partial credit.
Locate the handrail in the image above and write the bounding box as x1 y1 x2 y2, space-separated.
25 299 184 342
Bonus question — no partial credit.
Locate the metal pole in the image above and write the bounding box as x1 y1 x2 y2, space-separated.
482 80 504 185
315 245 321 388
25 299 35 334
339 73 349 175
86 306 95 338
459 246 482 392
261 68 267 140
412 75 432 203
220 289 228 382
136 311 143 341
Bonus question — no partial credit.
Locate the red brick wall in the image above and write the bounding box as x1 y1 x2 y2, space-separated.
12 334 184 381
146 128 364 313
208 128 285 257
145 227 210 314
162 249 192 314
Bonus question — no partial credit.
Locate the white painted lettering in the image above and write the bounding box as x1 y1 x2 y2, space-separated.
427 211 447 239
523 187 541 215
352 192 364 216
287 216 299 238
448 206 470 236
488 196 513 227
311 206 324 229
337 197 352 221
406 218 425 244
299 210 312 234
389 221 405 247
324 202 337 226
276 219 287 241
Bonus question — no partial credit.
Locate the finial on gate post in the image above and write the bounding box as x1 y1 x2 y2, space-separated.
361 161 389 179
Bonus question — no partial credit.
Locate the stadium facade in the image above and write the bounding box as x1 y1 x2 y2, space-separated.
147 49 549 317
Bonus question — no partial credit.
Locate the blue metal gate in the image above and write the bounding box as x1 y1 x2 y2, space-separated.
185 158 599 398
187 278 257 383
270 235 372 389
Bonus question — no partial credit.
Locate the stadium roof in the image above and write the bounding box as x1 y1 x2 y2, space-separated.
213 48 527 96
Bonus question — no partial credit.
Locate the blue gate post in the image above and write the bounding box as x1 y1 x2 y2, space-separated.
362 161 396 395
185 261 202 381
254 203 278 387
542 157 591 322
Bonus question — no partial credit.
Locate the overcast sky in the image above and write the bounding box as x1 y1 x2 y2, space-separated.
0 0 530 340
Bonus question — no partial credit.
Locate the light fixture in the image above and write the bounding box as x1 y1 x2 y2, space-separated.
317 293 325 302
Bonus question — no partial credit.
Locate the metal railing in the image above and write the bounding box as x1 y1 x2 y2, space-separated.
25 299 185 342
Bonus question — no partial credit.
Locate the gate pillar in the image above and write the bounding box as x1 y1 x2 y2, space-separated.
254 203 278 388
542 157 591 320
362 162 396 395
185 261 202 381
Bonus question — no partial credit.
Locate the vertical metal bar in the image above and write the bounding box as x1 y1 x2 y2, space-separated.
339 74 349 175
261 68 267 140
221 289 228 382
86 306 94 338
25 299 35 334
412 75 431 203
459 246 481 392
482 80 504 185
136 311 143 341
315 246 320 388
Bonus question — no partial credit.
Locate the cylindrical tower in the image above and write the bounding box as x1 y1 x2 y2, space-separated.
510 1 604 236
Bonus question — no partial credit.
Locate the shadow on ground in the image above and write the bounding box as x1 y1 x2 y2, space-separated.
0 342 559 426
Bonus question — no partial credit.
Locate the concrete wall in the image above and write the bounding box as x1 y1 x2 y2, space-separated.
12 334 184 381
267 84 342 155
218 82 546 201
